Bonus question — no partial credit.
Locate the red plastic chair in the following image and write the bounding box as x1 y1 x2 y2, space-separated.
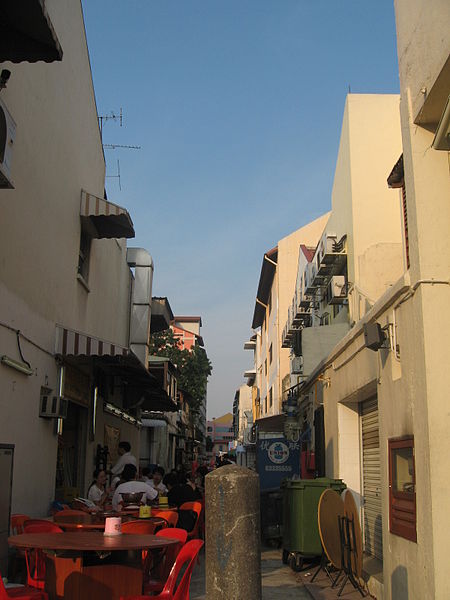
122 518 166 535
10 515 30 536
53 510 86 517
153 510 178 527
23 521 63 534
0 571 48 600
10 515 31 580
23 521 63 589
120 539 204 600
144 529 188 595
178 501 202 540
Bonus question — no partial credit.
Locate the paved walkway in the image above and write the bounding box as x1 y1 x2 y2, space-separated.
190 546 312 599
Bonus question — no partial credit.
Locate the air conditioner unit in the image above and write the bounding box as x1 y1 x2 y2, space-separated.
291 356 304 374
39 388 68 419
327 275 347 304
0 98 16 189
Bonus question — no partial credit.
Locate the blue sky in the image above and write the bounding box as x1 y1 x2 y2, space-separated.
82 1 400 418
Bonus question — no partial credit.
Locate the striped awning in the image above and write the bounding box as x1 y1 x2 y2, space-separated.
55 325 129 358
80 190 135 239
0 0 63 63
54 325 178 413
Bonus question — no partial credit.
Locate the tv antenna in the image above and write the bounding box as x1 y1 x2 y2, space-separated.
98 108 122 139
103 143 141 150
105 159 121 191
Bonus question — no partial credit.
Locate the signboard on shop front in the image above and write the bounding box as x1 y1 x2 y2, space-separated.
256 436 301 489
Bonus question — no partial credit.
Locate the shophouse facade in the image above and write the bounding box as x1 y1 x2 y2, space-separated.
289 7 450 597
0 0 174 548
281 93 404 457
232 384 255 468
249 214 330 423
206 413 234 459
140 311 208 471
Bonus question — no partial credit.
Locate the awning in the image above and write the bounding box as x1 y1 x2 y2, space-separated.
387 155 404 189
141 418 167 428
255 413 285 433
80 190 135 239
55 325 177 412
252 246 278 329
0 0 63 63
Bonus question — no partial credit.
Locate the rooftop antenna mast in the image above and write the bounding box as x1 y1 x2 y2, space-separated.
97 108 141 191
103 143 141 150
98 107 122 140
105 159 121 191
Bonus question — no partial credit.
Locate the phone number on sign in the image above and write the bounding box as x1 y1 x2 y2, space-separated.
264 465 293 472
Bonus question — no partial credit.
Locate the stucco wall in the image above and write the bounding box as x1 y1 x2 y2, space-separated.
276 214 330 406
0 0 136 516
394 1 450 597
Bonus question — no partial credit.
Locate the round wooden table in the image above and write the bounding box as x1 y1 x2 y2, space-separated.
8 532 179 600
53 513 166 531
318 489 345 569
343 489 363 578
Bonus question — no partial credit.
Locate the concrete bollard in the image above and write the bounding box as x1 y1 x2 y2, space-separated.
205 465 261 600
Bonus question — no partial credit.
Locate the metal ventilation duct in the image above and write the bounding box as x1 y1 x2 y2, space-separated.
126 248 154 367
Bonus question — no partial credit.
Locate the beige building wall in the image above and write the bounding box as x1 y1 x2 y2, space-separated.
329 94 404 322
256 213 329 419
0 0 137 516
305 7 450 597
236 384 252 442
393 2 450 598
277 214 330 407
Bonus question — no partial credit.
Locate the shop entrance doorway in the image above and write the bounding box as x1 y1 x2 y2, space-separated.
55 400 87 502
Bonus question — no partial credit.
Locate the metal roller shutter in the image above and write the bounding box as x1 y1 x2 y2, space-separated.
361 397 383 560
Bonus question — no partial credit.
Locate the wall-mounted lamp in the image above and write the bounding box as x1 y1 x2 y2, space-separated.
1 355 33 376
432 95 450 151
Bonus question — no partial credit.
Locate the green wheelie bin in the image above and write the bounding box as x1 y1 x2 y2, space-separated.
281 477 346 571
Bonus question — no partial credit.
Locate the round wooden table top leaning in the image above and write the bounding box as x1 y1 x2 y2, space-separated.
318 489 345 570
343 489 363 578
8 531 180 552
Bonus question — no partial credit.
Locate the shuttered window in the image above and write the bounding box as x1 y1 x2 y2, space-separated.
401 184 410 269
361 397 383 560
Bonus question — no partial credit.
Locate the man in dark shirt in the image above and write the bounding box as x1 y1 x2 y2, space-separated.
165 473 197 531
165 473 195 507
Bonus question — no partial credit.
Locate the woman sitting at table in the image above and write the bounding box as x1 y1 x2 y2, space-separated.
87 468 110 507
112 464 158 510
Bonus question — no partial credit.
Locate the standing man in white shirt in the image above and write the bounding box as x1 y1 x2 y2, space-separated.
109 441 137 480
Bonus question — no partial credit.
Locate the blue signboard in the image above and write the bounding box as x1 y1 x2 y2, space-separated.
256 437 301 490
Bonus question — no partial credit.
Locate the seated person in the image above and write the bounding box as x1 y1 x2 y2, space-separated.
87 469 110 507
165 472 196 508
187 472 203 500
148 466 168 495
112 464 157 511
141 466 153 484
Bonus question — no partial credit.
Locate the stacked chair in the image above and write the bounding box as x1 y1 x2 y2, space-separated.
22 520 63 591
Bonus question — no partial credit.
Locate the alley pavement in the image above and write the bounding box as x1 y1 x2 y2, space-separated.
189 546 312 599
